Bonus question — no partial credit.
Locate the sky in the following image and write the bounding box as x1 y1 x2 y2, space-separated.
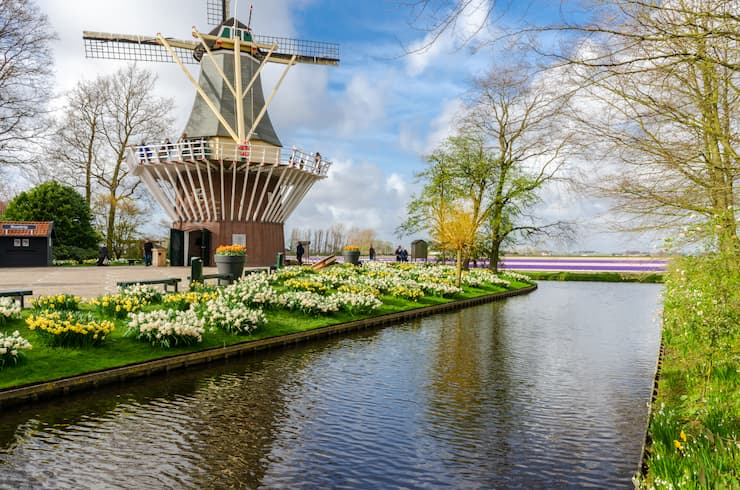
30 0 664 254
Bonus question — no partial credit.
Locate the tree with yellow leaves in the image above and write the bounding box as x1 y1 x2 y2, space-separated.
429 197 478 286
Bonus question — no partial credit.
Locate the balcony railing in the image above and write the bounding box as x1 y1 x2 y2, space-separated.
128 139 330 176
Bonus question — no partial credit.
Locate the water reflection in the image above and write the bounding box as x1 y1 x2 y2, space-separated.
0 282 661 488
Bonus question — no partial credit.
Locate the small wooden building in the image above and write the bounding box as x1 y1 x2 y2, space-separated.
0 221 54 267
411 239 429 261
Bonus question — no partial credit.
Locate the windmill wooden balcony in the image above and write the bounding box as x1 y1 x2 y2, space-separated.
127 139 330 226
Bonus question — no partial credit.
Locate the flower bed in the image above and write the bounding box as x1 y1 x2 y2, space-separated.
31 294 81 311
162 291 218 311
118 284 164 304
0 330 32 368
215 244 247 256
0 298 22 325
26 311 114 347
89 294 150 319
126 309 205 348
197 297 267 335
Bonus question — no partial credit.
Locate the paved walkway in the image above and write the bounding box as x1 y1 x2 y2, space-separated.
0 265 222 300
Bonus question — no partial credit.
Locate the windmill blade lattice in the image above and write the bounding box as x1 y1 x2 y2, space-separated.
207 0 230 25
83 32 198 64
252 34 339 65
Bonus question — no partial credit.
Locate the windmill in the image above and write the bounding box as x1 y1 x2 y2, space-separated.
82 0 339 267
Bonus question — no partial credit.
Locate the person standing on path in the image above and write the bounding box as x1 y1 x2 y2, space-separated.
144 239 154 266
97 245 109 266
296 242 305 265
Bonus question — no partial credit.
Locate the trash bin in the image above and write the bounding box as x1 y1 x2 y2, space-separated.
190 257 203 284
276 252 284 270
152 248 167 267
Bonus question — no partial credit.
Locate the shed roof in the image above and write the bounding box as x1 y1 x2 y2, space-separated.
0 221 54 237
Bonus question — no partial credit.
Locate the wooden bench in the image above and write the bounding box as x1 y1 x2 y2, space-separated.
0 289 33 308
188 273 234 287
116 278 181 292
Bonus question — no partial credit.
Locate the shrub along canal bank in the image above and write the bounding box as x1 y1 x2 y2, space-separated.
0 263 535 407
636 254 739 488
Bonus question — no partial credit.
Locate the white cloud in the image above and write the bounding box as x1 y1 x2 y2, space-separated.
404 0 493 77
286 159 412 241
424 98 465 150
385 173 407 196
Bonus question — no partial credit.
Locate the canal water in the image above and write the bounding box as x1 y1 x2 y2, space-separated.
0 282 662 489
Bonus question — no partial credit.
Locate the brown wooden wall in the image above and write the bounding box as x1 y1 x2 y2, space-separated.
179 221 285 267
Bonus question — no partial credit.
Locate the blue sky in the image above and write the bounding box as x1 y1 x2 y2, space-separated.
31 0 661 254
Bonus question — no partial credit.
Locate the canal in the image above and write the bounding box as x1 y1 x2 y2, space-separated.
0 281 662 488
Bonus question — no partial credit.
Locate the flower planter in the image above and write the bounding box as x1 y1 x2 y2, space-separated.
214 254 246 283
342 250 360 265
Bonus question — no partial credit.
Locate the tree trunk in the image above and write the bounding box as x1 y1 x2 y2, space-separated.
488 239 501 274
106 193 117 259
455 247 463 287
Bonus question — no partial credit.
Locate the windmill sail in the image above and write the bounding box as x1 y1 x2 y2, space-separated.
206 0 231 25
83 32 198 63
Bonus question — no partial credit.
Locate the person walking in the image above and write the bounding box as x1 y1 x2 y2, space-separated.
369 245 376 261
296 242 305 265
144 239 154 266
97 244 109 266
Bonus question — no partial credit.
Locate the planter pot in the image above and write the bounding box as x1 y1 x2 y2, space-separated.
342 250 360 265
214 254 246 283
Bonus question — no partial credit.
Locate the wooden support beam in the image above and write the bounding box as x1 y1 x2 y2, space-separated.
158 34 239 142
241 43 277 100
246 54 296 142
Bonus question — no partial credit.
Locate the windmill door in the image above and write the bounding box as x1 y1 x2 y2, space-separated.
200 228 211 266
169 228 185 266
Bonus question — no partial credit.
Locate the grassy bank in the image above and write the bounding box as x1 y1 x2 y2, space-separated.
519 270 664 283
638 254 739 488
0 263 532 391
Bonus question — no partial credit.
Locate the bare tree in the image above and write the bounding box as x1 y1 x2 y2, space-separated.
49 64 174 257
50 78 108 206
560 0 739 258
466 65 574 270
97 65 173 257
346 227 385 254
405 0 739 259
401 62 573 272
0 0 56 166
400 0 497 52
92 193 147 259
